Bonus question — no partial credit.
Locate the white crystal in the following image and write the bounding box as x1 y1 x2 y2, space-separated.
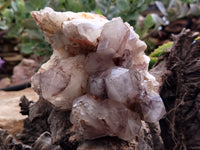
31 7 108 56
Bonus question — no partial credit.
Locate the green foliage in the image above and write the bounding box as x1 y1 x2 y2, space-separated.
96 0 152 25
155 0 200 21
149 57 158 69
149 41 173 68
149 36 200 69
136 14 155 38
135 0 200 59
150 41 173 57
0 0 11 12
2 0 198 58
135 14 159 55
0 0 52 56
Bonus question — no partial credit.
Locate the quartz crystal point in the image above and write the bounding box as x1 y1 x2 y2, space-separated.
141 91 166 122
85 52 115 74
97 18 130 57
32 55 88 110
70 95 141 141
105 67 138 105
31 7 166 141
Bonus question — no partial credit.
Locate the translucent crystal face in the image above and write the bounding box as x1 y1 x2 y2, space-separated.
31 7 166 141
105 67 136 104
70 95 142 141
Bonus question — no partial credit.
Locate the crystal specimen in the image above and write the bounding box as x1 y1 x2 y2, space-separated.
31 7 166 141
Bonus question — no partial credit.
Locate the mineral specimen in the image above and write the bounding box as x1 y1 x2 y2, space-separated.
31 7 166 142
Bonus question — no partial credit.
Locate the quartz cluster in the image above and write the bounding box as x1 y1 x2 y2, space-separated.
31 7 166 141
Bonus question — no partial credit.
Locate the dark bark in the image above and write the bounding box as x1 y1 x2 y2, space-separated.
48 109 78 149
77 136 137 150
17 97 53 145
19 95 33 115
159 29 200 150
17 96 78 149
32 131 61 150
0 128 31 150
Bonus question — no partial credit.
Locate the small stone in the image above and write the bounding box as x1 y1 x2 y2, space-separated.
0 78 10 89
12 59 37 85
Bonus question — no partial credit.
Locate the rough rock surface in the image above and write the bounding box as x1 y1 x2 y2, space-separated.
0 128 31 150
32 131 61 150
17 97 53 145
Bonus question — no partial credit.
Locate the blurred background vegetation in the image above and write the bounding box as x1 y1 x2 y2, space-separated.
0 0 200 77
0 0 154 57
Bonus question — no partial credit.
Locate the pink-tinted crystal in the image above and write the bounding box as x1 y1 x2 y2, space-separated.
105 67 138 104
97 18 130 57
32 55 88 110
85 52 115 75
140 91 166 122
70 95 141 141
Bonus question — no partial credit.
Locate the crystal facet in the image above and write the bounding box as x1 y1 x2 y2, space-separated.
32 55 88 110
70 95 141 141
105 67 137 104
